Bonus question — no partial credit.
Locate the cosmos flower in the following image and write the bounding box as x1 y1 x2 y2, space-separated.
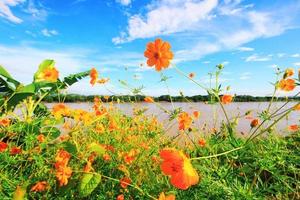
189 73 195 78
250 119 259 128
160 148 199 190
144 96 155 103
90 68 98 86
283 68 294 78
37 134 45 143
55 166 72 186
193 111 200 119
221 95 233 104
158 192 176 200
120 177 131 189
178 112 192 130
41 68 59 82
288 124 299 132
10 147 22 155
278 79 296 92
0 118 10 127
198 138 206 147
144 38 173 71
30 181 48 192
0 141 8 152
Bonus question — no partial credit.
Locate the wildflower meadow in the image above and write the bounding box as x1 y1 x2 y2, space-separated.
0 37 299 200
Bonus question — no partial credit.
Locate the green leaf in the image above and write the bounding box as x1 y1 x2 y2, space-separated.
0 65 13 79
34 103 50 116
88 142 105 155
62 70 90 87
79 173 101 197
61 141 77 155
0 65 20 91
6 83 36 110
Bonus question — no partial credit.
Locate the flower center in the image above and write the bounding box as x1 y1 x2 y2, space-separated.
154 52 161 59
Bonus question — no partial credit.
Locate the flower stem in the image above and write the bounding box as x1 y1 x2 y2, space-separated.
190 146 243 160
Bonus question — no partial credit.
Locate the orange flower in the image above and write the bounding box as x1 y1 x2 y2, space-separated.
158 192 176 200
284 68 294 78
144 96 154 103
198 138 206 147
41 67 59 82
0 141 8 152
30 181 48 192
0 118 10 127
193 111 200 119
144 38 173 71
288 124 299 132
55 165 72 186
83 161 93 173
10 147 22 155
52 103 70 118
278 79 296 92
160 148 199 190
117 194 124 200
37 134 45 143
221 95 233 104
103 154 111 161
55 149 71 166
123 149 137 165
189 73 195 79
250 119 259 128
120 177 131 189
90 68 98 86
109 118 118 131
178 112 192 130
293 104 300 111
95 124 105 133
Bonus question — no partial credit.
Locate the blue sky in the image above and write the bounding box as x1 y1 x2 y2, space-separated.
0 0 300 96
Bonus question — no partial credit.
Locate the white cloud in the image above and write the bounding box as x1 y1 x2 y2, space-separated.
291 53 300 58
0 0 25 23
113 0 299 63
0 44 138 95
41 29 59 37
113 0 218 43
116 0 131 6
222 61 229 65
294 62 300 67
174 42 220 63
0 45 87 84
277 53 285 58
245 54 272 62
24 0 48 21
236 46 254 52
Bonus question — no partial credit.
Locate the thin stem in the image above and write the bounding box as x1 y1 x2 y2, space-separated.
173 65 208 91
245 107 293 144
190 146 243 160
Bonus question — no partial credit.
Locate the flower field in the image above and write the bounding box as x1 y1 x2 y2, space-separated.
0 39 300 200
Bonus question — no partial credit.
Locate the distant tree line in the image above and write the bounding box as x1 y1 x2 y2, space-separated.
42 94 300 103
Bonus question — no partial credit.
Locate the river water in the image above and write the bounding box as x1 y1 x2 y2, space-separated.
46 102 299 136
